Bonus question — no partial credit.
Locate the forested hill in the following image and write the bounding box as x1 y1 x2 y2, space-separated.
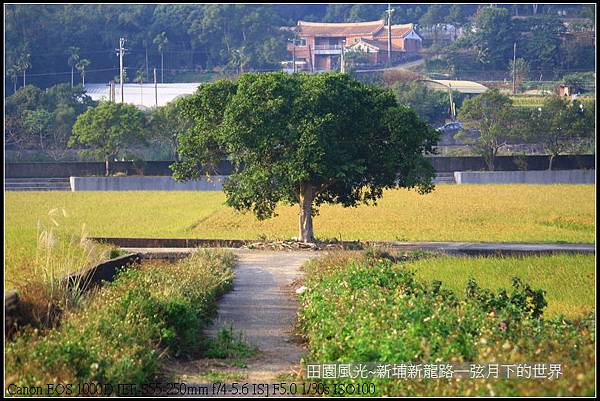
4 4 594 90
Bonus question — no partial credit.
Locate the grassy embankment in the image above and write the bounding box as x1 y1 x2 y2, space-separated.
5 250 235 395
298 251 595 396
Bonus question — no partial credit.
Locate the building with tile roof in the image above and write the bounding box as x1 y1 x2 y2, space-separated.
285 20 422 72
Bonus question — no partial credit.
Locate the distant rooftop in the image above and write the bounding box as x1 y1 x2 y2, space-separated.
419 79 489 94
85 83 202 108
296 20 416 38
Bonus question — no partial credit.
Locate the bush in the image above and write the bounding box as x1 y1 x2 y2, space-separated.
298 253 595 396
5 250 235 393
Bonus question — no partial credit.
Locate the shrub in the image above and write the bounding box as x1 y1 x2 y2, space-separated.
5 250 235 393
298 253 595 396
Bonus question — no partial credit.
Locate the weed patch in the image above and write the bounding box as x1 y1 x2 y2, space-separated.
5 250 235 393
298 252 595 396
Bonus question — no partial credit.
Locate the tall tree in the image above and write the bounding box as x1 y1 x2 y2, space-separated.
526 96 595 169
134 68 146 105
508 58 530 91
15 52 31 87
172 72 438 242
66 46 80 88
75 58 90 86
467 7 517 70
69 101 146 175
456 89 521 171
153 31 169 83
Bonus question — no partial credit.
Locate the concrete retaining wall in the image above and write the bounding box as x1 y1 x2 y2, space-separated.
5 253 141 338
70 176 226 191
454 170 595 184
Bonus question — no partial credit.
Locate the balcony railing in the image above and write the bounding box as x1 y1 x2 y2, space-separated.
314 44 343 50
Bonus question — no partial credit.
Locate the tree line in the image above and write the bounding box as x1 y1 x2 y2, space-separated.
424 6 595 80
5 74 595 170
5 4 594 91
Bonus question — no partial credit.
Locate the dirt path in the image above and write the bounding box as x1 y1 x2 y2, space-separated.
163 249 321 387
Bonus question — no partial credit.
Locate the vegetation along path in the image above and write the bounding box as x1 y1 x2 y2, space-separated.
159 249 321 389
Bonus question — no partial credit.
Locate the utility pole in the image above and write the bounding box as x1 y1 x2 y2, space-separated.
512 42 517 94
448 83 455 121
109 80 115 102
385 4 394 68
154 68 158 107
308 44 314 73
340 40 346 73
116 38 127 103
287 37 300 73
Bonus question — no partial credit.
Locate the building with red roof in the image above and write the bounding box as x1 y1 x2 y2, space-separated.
285 20 422 72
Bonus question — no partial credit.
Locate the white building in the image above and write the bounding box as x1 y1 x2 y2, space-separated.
84 83 202 108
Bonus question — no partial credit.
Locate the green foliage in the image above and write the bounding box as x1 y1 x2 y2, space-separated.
5 250 235 389
522 16 564 73
523 96 595 169
562 72 595 93
172 72 438 240
202 326 259 367
391 81 466 125
146 98 193 160
69 100 146 160
467 7 517 70
298 253 596 396
5 84 96 157
457 89 522 170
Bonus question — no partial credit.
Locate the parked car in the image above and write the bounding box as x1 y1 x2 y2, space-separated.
436 122 464 134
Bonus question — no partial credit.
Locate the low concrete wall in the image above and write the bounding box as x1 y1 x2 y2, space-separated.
454 170 596 184
7 156 595 178
5 253 141 338
70 176 225 191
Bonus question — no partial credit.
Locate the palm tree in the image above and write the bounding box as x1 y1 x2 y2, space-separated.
135 68 146 106
7 66 18 93
16 53 31 87
67 46 80 87
153 32 168 83
76 59 91 86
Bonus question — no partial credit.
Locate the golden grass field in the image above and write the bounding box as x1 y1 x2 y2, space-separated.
4 185 594 282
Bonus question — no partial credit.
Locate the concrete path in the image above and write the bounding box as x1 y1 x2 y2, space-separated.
158 249 321 390
123 241 595 260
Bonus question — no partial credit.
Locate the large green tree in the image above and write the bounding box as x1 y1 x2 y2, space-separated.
456 89 521 171
525 96 595 170
172 72 438 242
69 101 145 174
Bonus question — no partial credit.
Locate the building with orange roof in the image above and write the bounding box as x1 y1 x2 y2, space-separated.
285 20 422 72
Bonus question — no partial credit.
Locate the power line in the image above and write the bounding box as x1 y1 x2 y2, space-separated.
25 67 119 77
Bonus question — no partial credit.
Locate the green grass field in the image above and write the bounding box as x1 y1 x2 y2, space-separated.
404 254 595 318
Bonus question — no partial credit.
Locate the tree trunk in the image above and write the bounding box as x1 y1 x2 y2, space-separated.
71 67 74 87
161 52 164 83
105 159 110 176
548 154 555 171
298 183 315 243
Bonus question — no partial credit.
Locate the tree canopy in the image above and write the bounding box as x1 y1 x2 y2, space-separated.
172 72 438 242
524 96 595 169
69 100 146 164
